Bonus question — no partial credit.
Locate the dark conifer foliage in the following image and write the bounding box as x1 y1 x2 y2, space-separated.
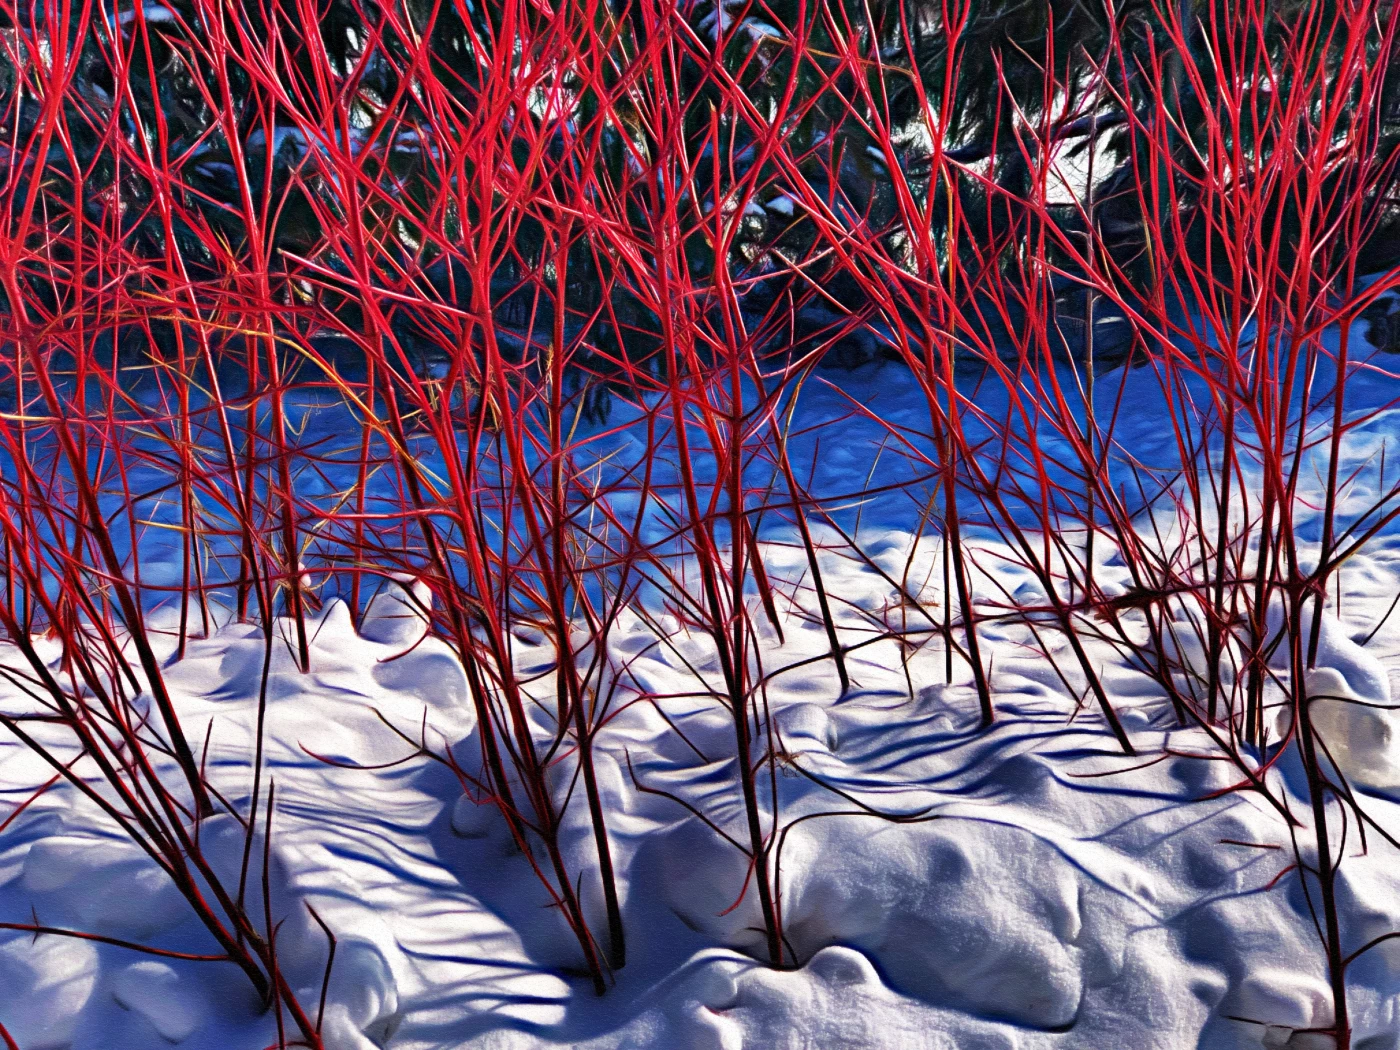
5 0 1395 374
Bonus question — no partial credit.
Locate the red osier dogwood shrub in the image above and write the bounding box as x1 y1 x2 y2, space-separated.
0 0 1399 1045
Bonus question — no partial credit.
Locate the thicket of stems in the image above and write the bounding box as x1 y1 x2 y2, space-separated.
1 0 1399 1044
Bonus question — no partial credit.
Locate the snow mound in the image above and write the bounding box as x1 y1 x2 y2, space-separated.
360 575 433 647
778 817 1083 1029
1266 604 1398 787
0 932 97 1048
20 830 188 940
111 961 204 1043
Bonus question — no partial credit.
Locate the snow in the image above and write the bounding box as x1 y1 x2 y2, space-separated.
2 326 1400 1049
110 962 205 1043
0 933 98 1049
6 535 1400 1048
1266 604 1400 789
359 576 434 649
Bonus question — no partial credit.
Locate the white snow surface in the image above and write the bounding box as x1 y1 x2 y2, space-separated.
4 333 1400 1048
1 537 1399 1049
